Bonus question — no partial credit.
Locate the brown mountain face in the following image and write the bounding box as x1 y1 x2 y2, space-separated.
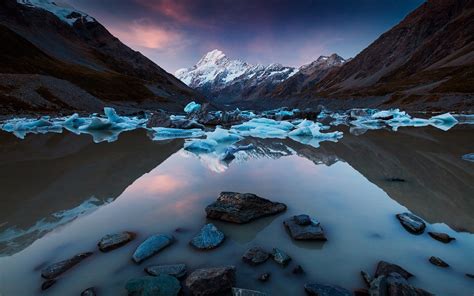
277 0 474 111
0 0 205 115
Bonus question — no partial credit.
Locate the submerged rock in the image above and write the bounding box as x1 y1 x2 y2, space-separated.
304 283 351 296
185 266 236 296
428 232 455 243
145 264 187 279
81 287 96 296
360 270 372 286
190 224 225 250
98 231 135 252
293 265 304 275
242 247 270 265
132 234 174 263
396 212 426 234
41 252 93 279
466 273 474 279
205 192 287 224
41 279 57 290
272 248 291 266
125 275 180 296
374 261 413 279
429 256 449 268
283 214 327 240
232 287 267 296
258 272 271 282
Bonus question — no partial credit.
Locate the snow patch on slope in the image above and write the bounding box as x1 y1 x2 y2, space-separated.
17 0 95 26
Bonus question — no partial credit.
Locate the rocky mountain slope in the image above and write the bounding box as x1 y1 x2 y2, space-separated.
0 0 204 115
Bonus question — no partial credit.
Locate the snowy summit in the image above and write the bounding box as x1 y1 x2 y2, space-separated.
17 0 95 26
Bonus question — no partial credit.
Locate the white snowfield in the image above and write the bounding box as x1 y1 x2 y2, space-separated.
17 0 95 25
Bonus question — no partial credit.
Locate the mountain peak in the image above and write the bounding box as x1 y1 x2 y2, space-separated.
17 0 95 25
196 49 228 66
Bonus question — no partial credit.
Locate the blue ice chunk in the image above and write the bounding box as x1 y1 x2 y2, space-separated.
184 101 201 113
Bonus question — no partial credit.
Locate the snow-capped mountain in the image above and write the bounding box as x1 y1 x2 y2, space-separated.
16 0 95 25
176 49 298 102
298 54 347 74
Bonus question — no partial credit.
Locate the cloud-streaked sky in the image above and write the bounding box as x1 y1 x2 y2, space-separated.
72 0 424 73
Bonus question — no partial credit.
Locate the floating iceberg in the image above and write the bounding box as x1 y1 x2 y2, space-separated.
0 117 62 139
206 127 243 143
184 101 201 113
428 113 458 131
462 153 474 163
184 139 218 153
151 127 205 141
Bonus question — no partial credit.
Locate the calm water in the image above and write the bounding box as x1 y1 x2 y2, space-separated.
0 126 473 295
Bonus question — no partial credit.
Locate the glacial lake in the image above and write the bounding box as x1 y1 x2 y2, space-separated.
0 125 473 295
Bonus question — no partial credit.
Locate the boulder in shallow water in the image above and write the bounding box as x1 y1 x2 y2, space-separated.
132 234 174 263
232 287 267 296
283 214 327 240
396 212 426 234
185 266 236 296
242 247 270 265
41 279 56 290
272 248 291 266
41 252 93 279
145 264 187 279
374 261 413 279
125 275 180 296
385 272 433 296
304 283 351 296
428 232 455 243
205 192 287 224
81 287 96 296
190 224 225 250
429 256 449 268
98 231 135 252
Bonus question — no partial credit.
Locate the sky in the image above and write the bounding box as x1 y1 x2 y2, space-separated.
71 0 425 73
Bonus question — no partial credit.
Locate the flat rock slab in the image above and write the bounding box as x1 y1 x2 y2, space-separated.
429 256 449 267
190 224 225 250
304 283 351 296
132 234 174 263
283 214 327 240
242 247 270 265
145 264 187 279
428 232 455 243
205 192 287 224
98 231 135 252
374 261 413 279
272 248 291 266
185 266 236 296
396 213 426 234
125 275 180 296
41 252 93 279
232 287 267 296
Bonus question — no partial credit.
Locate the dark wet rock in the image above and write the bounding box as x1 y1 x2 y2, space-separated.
146 111 172 128
349 109 370 120
272 248 291 266
466 273 474 279
353 288 369 296
41 279 56 290
283 215 326 240
185 266 236 296
293 265 304 275
385 272 433 296
171 118 205 130
368 275 387 296
41 252 93 279
242 247 270 265
258 272 270 282
304 283 351 296
98 231 135 252
190 223 225 250
81 287 96 296
132 234 174 263
428 232 455 243
125 275 180 296
145 264 187 279
205 192 287 224
360 270 372 287
232 287 267 296
374 261 413 279
299 107 322 121
429 256 449 268
396 213 426 234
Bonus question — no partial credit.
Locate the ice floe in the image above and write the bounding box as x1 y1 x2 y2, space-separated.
151 128 205 141
184 101 202 114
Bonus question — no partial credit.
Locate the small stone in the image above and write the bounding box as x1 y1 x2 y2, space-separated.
304 283 351 296
360 270 372 286
258 272 270 282
81 287 96 296
41 279 56 290
242 247 270 265
283 215 326 240
205 192 287 224
374 261 413 279
353 288 369 296
292 265 304 275
429 256 449 268
190 224 225 250
185 266 236 296
396 212 426 234
125 275 181 296
132 234 174 263
98 231 135 252
272 248 291 266
428 232 455 243
145 264 187 279
232 287 267 296
41 252 93 279
466 273 474 279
